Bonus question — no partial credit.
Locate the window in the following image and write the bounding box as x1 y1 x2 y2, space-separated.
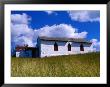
54 42 58 51
68 43 71 51
80 44 84 51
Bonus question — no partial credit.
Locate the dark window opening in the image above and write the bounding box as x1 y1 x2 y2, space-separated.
80 44 84 51
68 43 71 51
54 42 58 51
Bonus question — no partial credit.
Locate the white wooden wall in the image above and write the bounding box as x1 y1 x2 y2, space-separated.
40 40 92 58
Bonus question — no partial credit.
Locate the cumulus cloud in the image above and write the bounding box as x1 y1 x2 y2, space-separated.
11 13 88 47
35 24 88 39
11 13 99 52
11 23 35 47
11 13 34 47
73 31 88 38
67 10 100 22
11 23 88 47
11 13 31 24
90 39 100 51
11 22 88 47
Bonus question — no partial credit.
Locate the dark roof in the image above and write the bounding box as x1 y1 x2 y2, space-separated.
16 46 37 51
38 36 92 44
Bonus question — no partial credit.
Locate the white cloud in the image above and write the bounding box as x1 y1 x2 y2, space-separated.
11 13 99 52
68 11 100 22
11 13 31 24
11 13 34 47
11 13 88 47
90 39 100 51
11 23 35 47
73 31 88 38
44 11 54 15
44 11 58 15
37 24 77 38
11 22 88 47
35 24 88 39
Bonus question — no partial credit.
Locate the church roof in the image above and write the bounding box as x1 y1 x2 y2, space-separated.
38 36 92 44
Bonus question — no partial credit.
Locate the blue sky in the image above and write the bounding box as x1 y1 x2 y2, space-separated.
11 11 100 51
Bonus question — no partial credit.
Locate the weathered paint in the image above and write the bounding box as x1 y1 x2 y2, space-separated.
16 52 20 57
16 37 92 58
40 40 92 58
16 50 32 58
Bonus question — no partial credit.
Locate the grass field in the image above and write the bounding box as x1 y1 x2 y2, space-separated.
11 52 100 77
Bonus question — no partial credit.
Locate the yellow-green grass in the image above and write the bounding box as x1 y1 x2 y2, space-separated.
11 52 100 77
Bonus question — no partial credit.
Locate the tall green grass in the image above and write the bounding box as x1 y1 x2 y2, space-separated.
11 52 100 77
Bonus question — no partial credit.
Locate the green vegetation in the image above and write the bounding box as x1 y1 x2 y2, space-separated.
11 52 100 77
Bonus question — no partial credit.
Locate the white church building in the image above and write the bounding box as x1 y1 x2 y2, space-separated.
16 36 92 58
